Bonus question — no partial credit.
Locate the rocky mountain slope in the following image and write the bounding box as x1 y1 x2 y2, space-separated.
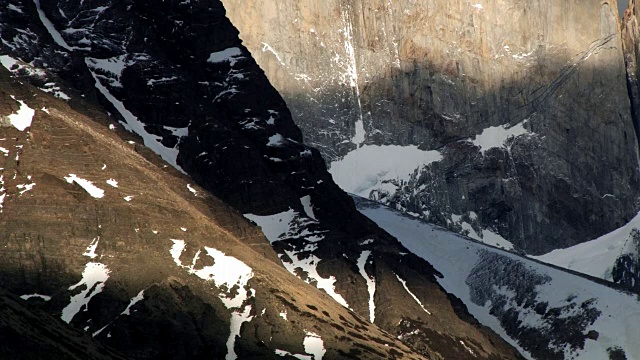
221 0 640 256
0 288 127 360
0 64 428 359
0 0 523 358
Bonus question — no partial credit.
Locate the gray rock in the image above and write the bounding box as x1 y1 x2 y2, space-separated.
223 0 640 254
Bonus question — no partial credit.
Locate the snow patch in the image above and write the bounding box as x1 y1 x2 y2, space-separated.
64 174 104 198
208 47 244 66
169 240 254 309
267 133 287 147
357 251 376 323
329 145 442 198
33 0 80 51
281 250 349 309
87 64 186 173
83 237 99 259
359 201 640 360
226 305 254 360
121 290 144 316
471 121 530 155
6 96 35 131
534 210 640 280
300 195 316 221
20 294 51 301
16 182 35 195
106 179 118 188
61 262 110 323
303 332 326 360
244 209 297 243
395 274 431 315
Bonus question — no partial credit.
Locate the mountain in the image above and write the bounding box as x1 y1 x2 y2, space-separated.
220 0 640 256
0 0 523 358
0 55 428 359
356 197 640 360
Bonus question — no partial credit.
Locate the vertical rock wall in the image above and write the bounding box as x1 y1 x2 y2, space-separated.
223 0 640 254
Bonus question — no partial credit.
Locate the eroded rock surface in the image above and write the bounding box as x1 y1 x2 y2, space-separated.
223 0 640 254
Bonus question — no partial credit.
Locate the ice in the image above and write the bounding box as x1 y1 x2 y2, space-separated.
208 47 244 65
300 196 316 220
106 179 118 187
61 262 110 323
357 251 376 322
471 121 530 155
187 184 198 195
7 96 35 131
64 174 104 198
329 145 442 197
123 195 133 202
20 294 51 301
279 310 288 321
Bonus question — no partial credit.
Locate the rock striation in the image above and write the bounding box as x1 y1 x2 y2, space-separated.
222 0 640 254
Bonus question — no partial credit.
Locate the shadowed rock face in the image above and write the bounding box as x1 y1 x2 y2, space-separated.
0 0 524 358
222 0 640 254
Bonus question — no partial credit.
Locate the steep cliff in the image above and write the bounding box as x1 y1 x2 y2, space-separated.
222 0 640 255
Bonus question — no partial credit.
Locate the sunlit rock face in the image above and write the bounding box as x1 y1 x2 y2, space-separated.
223 0 640 254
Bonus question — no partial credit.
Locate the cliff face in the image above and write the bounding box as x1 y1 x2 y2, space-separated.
222 0 640 254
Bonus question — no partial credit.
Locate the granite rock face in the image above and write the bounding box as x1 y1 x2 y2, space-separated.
222 0 640 254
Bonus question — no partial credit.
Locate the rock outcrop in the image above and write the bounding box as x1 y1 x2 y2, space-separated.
222 0 640 254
